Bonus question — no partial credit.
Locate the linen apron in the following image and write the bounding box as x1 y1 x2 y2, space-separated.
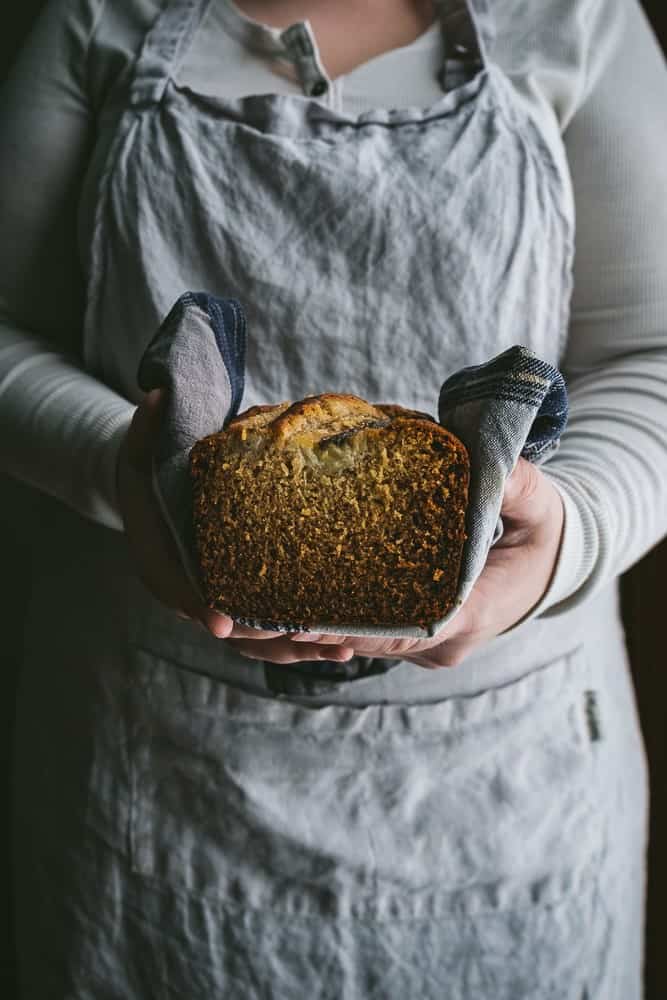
13 1 648 997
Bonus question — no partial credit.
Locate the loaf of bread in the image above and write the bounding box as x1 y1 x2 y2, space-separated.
189 393 469 629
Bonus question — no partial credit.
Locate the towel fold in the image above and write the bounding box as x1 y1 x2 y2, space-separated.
138 292 568 639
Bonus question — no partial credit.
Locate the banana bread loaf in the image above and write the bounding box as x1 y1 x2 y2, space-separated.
189 393 469 629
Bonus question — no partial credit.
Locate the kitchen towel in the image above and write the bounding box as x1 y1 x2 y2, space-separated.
137 291 568 638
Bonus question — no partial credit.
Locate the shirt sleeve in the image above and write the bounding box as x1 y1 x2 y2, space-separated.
0 0 135 533
502 0 667 616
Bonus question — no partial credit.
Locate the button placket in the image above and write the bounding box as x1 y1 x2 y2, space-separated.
280 22 331 101
330 78 344 115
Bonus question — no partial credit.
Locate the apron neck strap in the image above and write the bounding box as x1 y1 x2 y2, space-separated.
436 0 491 92
129 0 214 108
128 0 493 108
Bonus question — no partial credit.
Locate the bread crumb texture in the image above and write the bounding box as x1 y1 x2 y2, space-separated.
189 394 469 628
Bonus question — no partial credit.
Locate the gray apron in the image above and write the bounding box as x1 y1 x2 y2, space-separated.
13 1 648 997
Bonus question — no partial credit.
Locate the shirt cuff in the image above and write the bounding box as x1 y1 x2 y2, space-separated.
93 407 135 532
495 469 599 637
528 471 598 619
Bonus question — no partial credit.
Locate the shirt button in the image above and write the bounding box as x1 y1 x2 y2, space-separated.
309 78 329 97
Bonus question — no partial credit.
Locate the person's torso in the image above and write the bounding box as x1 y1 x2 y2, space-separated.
78 0 573 403
75 0 577 701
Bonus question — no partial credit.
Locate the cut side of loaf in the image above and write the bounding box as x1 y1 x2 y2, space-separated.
189 393 469 629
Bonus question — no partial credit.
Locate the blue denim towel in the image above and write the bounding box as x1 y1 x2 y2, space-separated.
138 292 568 639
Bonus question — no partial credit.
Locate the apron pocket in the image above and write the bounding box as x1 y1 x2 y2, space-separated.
128 643 605 924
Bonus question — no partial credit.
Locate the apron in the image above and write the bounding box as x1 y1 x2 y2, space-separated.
13 1 648 997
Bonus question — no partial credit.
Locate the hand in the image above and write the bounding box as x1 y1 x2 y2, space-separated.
226 458 565 668
117 388 322 649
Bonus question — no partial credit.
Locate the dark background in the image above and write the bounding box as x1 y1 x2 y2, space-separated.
1 2 666 997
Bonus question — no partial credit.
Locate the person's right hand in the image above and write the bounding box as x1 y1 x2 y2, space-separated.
115 388 359 661
116 388 235 635
116 388 353 657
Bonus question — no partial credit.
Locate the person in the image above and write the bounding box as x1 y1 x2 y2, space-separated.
2 0 666 995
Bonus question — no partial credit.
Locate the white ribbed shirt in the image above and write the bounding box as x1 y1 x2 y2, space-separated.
1 0 666 619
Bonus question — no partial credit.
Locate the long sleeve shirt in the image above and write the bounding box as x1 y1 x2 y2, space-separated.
1 0 666 620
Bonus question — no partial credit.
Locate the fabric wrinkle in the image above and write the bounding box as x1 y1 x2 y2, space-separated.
10 1 647 996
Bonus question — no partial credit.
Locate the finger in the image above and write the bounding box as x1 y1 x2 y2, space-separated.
227 638 355 664
410 634 476 669
129 487 221 628
338 635 447 658
125 388 167 470
199 612 235 638
231 642 355 663
226 623 291 640
290 632 348 644
501 457 541 518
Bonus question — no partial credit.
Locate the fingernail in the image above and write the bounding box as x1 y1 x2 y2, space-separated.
211 619 233 637
292 632 320 642
201 619 223 636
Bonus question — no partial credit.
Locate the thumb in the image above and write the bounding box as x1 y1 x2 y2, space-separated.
126 387 166 468
500 457 542 521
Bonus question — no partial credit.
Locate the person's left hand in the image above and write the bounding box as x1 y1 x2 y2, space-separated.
225 457 565 669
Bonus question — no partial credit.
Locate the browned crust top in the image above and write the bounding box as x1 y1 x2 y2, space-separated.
214 393 463 453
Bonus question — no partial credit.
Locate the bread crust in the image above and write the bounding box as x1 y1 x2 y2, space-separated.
190 393 469 629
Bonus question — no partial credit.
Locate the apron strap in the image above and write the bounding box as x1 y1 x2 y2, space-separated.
127 0 494 107
129 0 213 108
436 0 492 93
